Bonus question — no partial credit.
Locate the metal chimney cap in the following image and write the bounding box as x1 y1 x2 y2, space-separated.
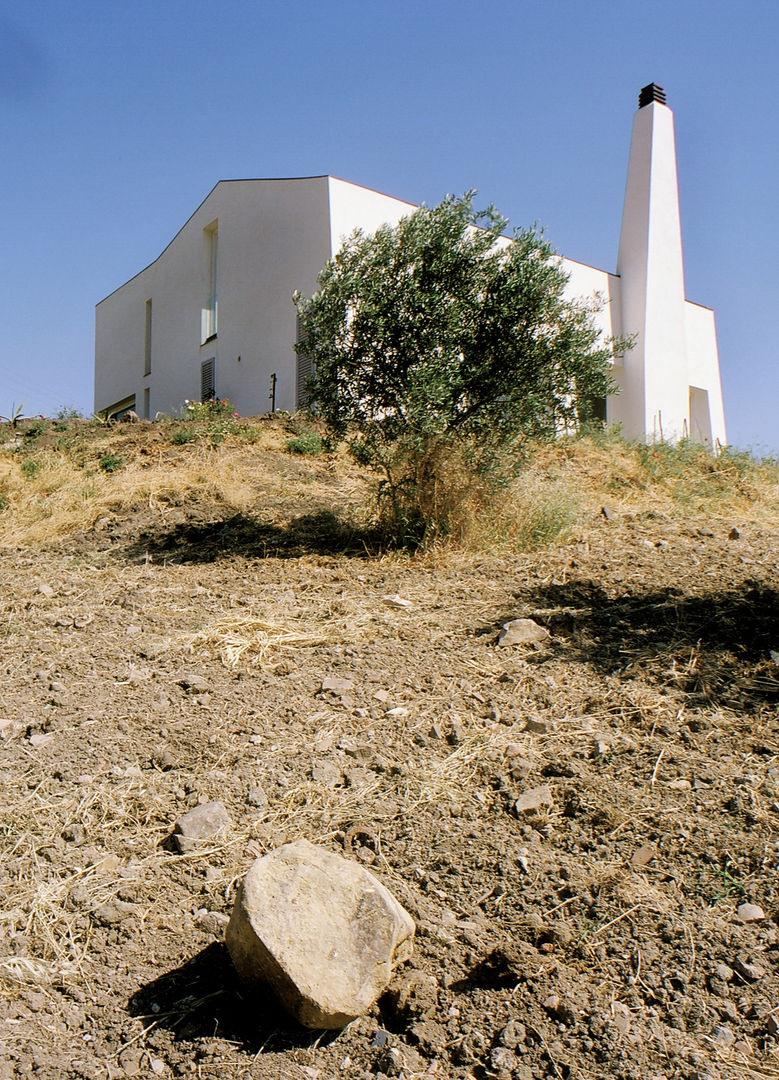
638 83 667 108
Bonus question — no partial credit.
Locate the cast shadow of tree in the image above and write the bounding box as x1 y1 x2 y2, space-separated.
483 578 779 714
124 510 384 563
127 942 340 1054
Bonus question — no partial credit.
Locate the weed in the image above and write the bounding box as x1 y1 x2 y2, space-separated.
55 406 83 420
171 427 198 445
21 458 41 479
98 453 125 473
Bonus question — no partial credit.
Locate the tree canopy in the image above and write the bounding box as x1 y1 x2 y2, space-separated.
294 192 624 539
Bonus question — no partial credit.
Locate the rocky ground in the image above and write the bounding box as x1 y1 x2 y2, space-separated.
1 431 778 1080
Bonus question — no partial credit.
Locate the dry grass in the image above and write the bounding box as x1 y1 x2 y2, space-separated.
1 417 777 559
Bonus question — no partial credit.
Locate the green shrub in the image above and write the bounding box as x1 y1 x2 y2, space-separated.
285 431 325 455
98 453 125 473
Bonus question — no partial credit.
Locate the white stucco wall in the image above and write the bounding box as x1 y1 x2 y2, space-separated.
96 177 334 417
684 301 727 446
327 177 416 253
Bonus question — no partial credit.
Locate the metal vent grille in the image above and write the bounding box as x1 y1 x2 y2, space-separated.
295 316 314 409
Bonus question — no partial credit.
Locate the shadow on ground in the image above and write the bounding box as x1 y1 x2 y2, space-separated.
485 579 779 712
124 510 384 563
128 943 339 1053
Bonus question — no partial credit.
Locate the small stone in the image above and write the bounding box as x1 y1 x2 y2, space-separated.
247 785 268 809
733 1039 752 1055
62 824 86 845
737 902 765 922
194 909 229 936
728 527 740 540
36 583 55 598
497 618 551 647
711 1024 735 1046
766 1015 779 1036
118 1047 144 1076
176 674 209 695
381 594 413 610
151 746 176 771
226 838 414 1029
514 785 554 815
373 689 391 703
172 802 231 854
490 1046 518 1075
524 717 548 734
713 963 734 982
311 759 344 787
668 778 692 790
600 505 614 521
321 676 354 693
630 844 655 868
732 957 766 982
448 717 466 745
29 732 54 748
498 1019 526 1048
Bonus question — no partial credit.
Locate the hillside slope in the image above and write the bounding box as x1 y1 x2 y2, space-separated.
1 416 778 1080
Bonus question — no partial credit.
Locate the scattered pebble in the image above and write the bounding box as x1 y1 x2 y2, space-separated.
497 618 551 647
172 801 231 854
736 902 765 923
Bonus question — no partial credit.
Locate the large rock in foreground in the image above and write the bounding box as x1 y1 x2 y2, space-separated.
225 839 415 1029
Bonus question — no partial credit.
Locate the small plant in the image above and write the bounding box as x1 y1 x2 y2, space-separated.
21 458 41 479
24 419 46 438
182 397 238 421
285 431 325 456
98 453 125 473
171 427 199 445
55 406 83 420
0 403 25 428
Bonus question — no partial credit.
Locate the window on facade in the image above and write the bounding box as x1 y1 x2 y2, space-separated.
201 358 216 401
143 387 150 420
295 314 314 408
144 299 152 375
201 222 218 343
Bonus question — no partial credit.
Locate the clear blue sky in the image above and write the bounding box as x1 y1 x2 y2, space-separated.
3 0 777 454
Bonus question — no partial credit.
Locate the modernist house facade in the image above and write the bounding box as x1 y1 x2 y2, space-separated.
95 85 726 447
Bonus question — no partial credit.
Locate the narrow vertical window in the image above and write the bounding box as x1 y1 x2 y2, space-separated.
143 387 150 420
201 222 218 342
144 299 152 375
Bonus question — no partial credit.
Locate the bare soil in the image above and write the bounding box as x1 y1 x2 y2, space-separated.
1 447 778 1080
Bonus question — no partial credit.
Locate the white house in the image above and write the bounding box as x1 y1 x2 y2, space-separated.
94 84 726 447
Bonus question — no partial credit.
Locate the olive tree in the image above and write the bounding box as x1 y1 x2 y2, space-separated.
294 192 624 540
